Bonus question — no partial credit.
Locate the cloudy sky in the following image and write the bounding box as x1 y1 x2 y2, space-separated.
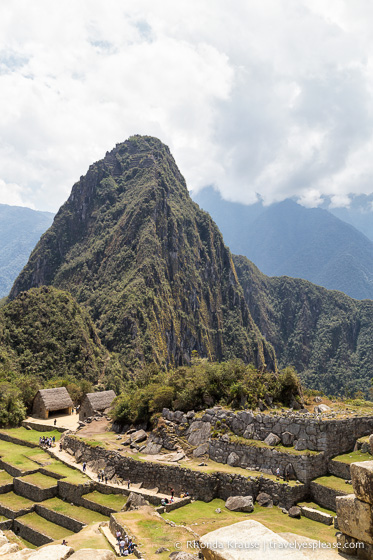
1 1 373 211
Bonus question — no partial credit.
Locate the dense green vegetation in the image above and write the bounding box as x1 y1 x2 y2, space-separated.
10 136 275 371
110 358 302 424
0 286 106 426
234 255 373 396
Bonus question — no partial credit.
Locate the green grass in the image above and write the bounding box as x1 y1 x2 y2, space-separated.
297 501 336 517
332 450 373 464
312 475 351 493
20 472 58 489
42 461 89 484
0 492 35 511
18 512 74 540
163 499 337 545
0 428 61 444
0 440 50 472
0 470 13 485
83 491 127 511
41 498 108 524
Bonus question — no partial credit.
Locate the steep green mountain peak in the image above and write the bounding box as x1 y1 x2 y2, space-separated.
11 136 275 371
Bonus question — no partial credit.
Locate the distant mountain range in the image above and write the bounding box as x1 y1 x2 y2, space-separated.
0 204 54 299
192 188 373 300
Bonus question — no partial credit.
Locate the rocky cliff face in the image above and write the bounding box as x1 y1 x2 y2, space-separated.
234 255 373 395
11 136 275 370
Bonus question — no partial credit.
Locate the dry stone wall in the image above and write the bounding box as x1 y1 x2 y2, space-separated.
63 435 307 509
13 519 53 547
13 477 58 502
310 481 349 512
162 408 373 457
35 504 84 533
209 438 325 484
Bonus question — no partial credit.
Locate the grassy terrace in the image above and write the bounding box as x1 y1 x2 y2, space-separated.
312 475 352 493
0 428 61 445
163 499 337 545
83 491 127 511
114 509 192 560
42 461 89 484
0 470 13 485
332 450 373 464
217 434 319 456
20 472 57 489
0 441 51 472
41 497 108 524
0 491 34 511
18 512 74 540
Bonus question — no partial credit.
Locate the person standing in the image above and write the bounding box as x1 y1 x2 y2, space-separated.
82 462 87 472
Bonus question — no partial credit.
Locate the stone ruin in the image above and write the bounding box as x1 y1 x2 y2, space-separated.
336 437 373 558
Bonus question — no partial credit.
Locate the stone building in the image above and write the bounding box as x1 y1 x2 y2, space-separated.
32 387 74 419
79 390 116 420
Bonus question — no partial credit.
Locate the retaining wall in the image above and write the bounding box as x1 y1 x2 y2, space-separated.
209 439 326 484
63 436 308 509
0 502 34 519
78 496 117 517
35 504 84 533
13 519 53 547
0 482 13 495
328 460 351 480
22 421 67 433
13 477 58 502
0 460 38 478
309 482 350 512
0 519 12 530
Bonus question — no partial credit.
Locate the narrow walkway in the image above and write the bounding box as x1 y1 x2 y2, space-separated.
48 445 174 502
100 525 120 557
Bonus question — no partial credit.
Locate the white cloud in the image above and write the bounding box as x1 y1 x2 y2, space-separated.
0 1 373 211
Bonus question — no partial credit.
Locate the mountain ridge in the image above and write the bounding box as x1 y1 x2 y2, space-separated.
11 135 275 371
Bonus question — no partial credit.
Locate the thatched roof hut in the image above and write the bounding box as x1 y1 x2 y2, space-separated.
33 387 74 419
79 390 116 420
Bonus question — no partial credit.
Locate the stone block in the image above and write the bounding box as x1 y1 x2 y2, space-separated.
281 432 295 446
193 443 209 457
187 421 211 446
351 461 373 504
300 506 333 525
263 433 280 446
227 452 240 467
225 495 254 512
336 494 373 545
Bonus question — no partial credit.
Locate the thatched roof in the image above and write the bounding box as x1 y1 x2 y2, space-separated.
84 390 116 411
36 387 74 411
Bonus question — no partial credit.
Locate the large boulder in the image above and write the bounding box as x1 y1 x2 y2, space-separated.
227 452 240 466
200 520 309 559
27 546 75 560
125 492 149 510
69 551 116 560
187 421 211 446
193 443 209 457
314 404 330 414
263 433 280 446
225 495 254 513
131 429 147 443
169 553 198 560
142 442 163 455
288 506 301 518
350 461 373 505
256 492 273 507
336 494 373 545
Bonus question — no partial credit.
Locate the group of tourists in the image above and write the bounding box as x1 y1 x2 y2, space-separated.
97 469 108 484
39 435 55 448
116 531 136 556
